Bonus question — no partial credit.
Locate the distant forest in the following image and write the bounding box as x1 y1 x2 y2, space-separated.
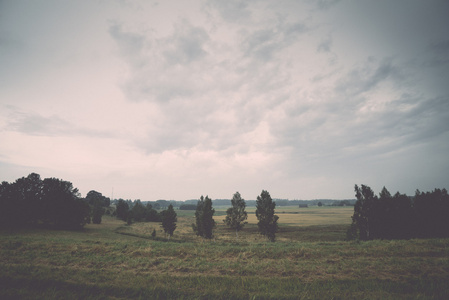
116 198 356 210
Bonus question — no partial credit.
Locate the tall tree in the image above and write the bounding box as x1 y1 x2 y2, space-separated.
192 195 216 239
349 184 378 240
255 190 279 242
224 192 248 238
161 204 177 239
116 199 129 221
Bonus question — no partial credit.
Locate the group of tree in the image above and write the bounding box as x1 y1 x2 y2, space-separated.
114 199 177 238
348 184 449 240
0 173 90 229
192 196 216 239
115 199 160 223
85 190 110 224
193 191 278 242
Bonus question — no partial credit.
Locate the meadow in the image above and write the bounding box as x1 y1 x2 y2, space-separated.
1 206 448 299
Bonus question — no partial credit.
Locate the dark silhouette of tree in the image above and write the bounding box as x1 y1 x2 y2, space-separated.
92 205 104 224
161 204 177 239
86 190 110 207
256 190 279 242
414 188 449 238
41 177 89 229
224 192 248 238
131 200 147 222
116 199 129 221
348 184 378 240
192 195 215 239
348 184 448 240
144 203 160 222
317 201 323 207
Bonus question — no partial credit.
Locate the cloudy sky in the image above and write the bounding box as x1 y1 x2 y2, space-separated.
1 0 448 201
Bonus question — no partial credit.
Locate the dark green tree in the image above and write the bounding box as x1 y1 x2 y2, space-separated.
192 195 216 239
92 205 104 224
161 204 177 239
131 200 146 222
348 184 378 240
41 177 89 229
224 192 248 238
144 203 161 222
255 190 279 242
116 199 129 221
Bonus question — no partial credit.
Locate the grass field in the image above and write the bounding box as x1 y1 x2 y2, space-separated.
1 206 449 299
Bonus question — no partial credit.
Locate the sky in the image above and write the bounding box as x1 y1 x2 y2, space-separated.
1 0 448 201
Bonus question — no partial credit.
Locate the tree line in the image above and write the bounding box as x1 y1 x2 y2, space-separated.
0 173 91 229
348 184 449 240
0 174 285 242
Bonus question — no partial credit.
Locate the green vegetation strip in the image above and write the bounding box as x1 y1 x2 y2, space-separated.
1 227 449 299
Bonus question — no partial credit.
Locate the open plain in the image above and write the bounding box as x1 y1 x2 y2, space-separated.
1 206 448 299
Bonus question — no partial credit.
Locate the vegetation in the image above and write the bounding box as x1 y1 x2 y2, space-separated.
348 184 449 240
224 192 248 238
161 204 177 239
0 173 90 230
1 211 449 299
2 173 449 298
256 190 279 242
192 195 216 239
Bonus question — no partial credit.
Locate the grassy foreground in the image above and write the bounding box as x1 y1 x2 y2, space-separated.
1 207 449 299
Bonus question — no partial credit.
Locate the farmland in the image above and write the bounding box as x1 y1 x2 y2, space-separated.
1 206 449 299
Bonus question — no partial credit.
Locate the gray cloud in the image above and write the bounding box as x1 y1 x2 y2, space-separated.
206 0 252 22
162 20 210 65
241 20 308 61
317 34 332 53
5 107 114 139
335 58 399 97
108 22 146 63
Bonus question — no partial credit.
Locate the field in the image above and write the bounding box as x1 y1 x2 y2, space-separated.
1 206 449 299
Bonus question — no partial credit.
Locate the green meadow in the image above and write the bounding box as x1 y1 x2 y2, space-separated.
1 206 449 299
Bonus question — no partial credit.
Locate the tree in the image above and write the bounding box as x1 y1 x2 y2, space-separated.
255 190 279 242
116 199 129 221
144 203 160 222
317 201 323 207
348 184 378 240
40 177 89 229
92 205 104 224
131 200 146 222
224 192 248 238
192 195 216 239
161 204 177 239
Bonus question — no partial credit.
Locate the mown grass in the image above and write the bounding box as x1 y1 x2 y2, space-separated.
1 207 449 299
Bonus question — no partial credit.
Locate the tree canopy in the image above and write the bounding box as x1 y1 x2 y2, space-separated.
161 204 177 239
0 173 90 230
256 190 279 242
348 184 449 240
224 192 248 237
192 195 216 239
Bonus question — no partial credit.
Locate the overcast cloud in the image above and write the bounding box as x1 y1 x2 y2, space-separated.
1 0 448 201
